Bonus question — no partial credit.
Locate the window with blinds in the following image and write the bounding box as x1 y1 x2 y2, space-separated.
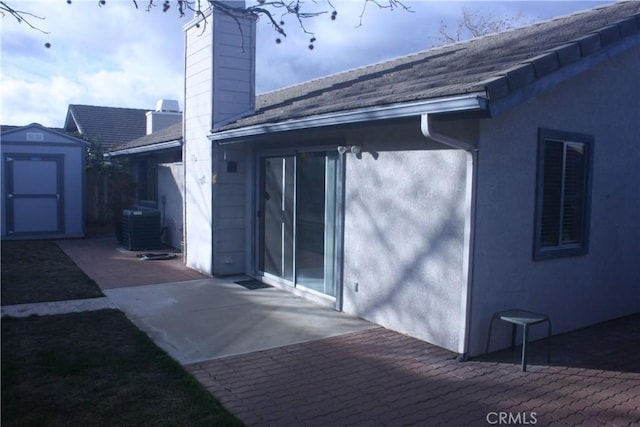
534 129 593 260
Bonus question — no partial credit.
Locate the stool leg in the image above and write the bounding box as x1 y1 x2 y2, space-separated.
521 325 529 372
547 320 552 363
486 318 495 355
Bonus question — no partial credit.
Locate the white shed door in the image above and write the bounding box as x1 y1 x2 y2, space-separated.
5 155 64 235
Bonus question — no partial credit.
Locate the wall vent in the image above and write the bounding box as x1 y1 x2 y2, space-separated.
26 132 44 142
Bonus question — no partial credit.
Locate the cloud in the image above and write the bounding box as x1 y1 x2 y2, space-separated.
1 0 185 127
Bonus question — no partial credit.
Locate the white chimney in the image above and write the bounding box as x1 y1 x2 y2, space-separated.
146 99 182 135
155 99 181 113
183 1 256 274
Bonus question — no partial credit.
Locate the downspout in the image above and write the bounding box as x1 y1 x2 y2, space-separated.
420 113 478 361
181 31 188 259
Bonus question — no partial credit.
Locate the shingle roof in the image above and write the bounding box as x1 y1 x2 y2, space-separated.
1 124 65 134
216 1 639 133
1 123 89 144
64 104 148 150
107 122 182 156
1 125 22 134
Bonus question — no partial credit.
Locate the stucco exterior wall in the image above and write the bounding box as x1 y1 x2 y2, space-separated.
158 162 184 249
341 124 470 353
470 47 640 356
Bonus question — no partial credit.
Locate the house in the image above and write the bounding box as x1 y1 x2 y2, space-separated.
105 100 183 249
64 101 182 228
63 104 149 151
1 123 88 239
62 103 150 224
182 1 640 358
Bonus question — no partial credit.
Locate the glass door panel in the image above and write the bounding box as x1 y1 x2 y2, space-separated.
259 156 294 281
295 152 337 296
295 153 326 290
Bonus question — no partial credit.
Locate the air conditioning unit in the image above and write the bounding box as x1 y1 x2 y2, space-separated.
121 209 161 251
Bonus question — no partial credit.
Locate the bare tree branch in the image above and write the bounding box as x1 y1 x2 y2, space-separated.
3 0 410 49
0 1 49 34
436 6 531 46
357 0 411 28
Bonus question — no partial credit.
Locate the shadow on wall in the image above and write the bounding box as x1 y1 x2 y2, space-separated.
343 146 469 351
158 163 184 250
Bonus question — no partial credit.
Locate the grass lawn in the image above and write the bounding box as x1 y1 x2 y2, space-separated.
1 310 243 426
1 240 103 305
1 240 243 426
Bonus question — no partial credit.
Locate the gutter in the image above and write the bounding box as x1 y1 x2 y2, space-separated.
421 113 478 361
103 140 182 158
212 93 487 143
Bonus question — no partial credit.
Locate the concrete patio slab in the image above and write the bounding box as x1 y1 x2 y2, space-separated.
104 278 377 364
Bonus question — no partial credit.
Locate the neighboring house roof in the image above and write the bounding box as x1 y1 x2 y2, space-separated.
212 1 639 139
64 104 148 150
105 122 182 157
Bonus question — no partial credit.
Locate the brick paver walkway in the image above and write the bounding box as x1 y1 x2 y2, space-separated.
187 315 640 427
57 237 206 289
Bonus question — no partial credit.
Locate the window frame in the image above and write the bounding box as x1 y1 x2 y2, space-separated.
533 129 594 260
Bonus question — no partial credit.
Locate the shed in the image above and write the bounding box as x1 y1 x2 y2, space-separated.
1 123 88 239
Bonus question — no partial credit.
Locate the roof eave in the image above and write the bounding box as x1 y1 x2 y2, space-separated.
104 139 182 157
487 29 640 117
210 93 488 143
64 108 82 133
1 123 89 145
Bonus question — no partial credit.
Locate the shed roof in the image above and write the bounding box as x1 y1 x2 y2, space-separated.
1 124 65 134
63 104 148 150
214 1 639 135
1 122 89 145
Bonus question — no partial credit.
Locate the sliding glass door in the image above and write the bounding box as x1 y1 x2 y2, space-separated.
259 151 338 297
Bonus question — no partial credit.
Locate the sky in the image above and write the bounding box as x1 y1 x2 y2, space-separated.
1 0 612 128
